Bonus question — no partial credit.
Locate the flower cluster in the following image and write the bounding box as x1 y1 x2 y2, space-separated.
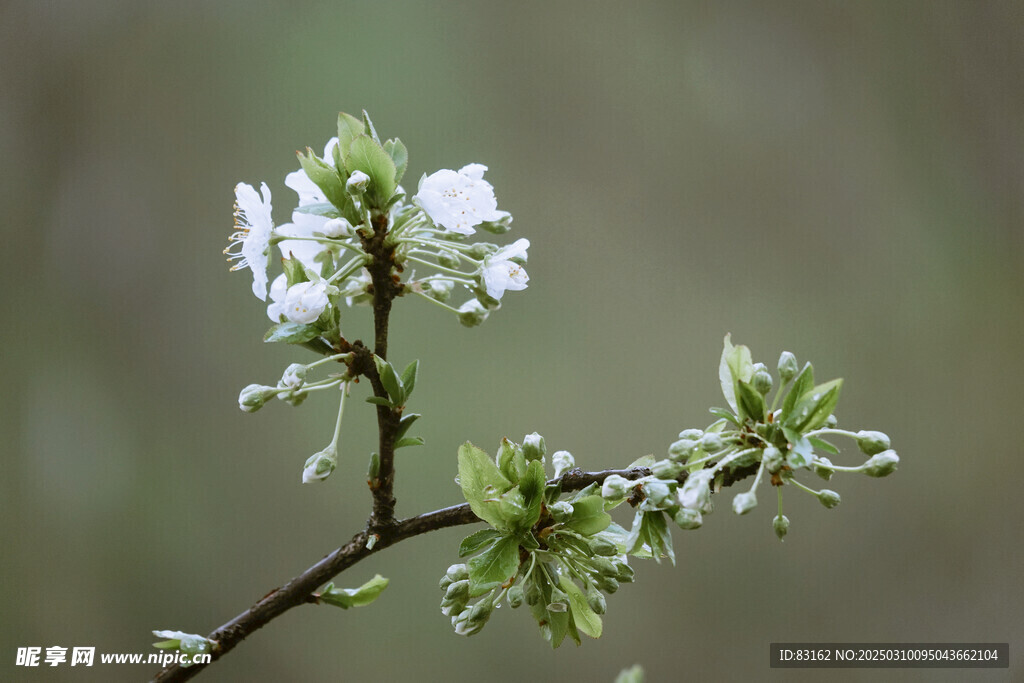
444 337 898 645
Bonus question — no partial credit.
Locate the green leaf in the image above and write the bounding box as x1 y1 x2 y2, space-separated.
627 454 655 469
719 334 753 414
560 576 603 638
281 256 308 287
708 407 741 426
782 362 815 421
459 529 502 557
384 138 409 186
263 322 319 344
345 135 397 207
518 460 547 530
337 111 366 158
497 438 527 484
297 148 348 210
785 378 843 433
467 535 520 590
394 413 420 440
783 427 814 468
736 379 765 423
808 436 840 455
565 495 612 536
365 396 393 407
458 442 513 528
394 436 424 449
319 574 389 609
400 360 418 399
293 202 341 218
548 607 571 649
362 109 380 143
373 356 404 406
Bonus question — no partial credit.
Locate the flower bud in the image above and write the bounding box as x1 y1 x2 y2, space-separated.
588 536 618 556
673 507 703 530
445 579 470 602
601 474 630 502
522 432 546 462
678 428 704 440
732 491 757 515
506 584 525 609
439 575 453 591
762 446 784 474
321 217 355 238
586 587 607 615
302 446 337 484
468 242 498 260
238 384 277 412
280 363 307 390
445 564 469 582
856 430 891 456
457 299 489 327
640 480 674 510
548 501 574 523
678 470 713 511
594 575 619 594
701 433 724 453
773 514 790 541
862 449 899 477
152 631 212 657
546 586 569 612
346 170 371 194
825 414 838 428
817 489 841 509
424 278 454 302
753 369 774 396
813 456 835 481
614 561 635 583
436 250 461 269
668 438 699 460
651 459 684 480
777 352 798 383
552 450 575 478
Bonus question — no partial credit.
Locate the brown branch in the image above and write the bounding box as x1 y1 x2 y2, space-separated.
150 463 757 682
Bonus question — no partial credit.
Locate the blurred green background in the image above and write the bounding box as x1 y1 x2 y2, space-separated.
2 1 1022 681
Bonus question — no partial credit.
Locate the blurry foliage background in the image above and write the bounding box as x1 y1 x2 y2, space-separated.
2 1 1022 681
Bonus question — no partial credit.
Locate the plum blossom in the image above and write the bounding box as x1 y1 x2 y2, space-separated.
266 274 288 322
481 238 530 300
414 164 503 235
284 280 330 324
225 182 274 300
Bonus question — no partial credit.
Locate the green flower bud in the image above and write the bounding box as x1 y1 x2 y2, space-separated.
588 536 618 556
439 598 459 617
651 459 684 480
522 432 546 462
478 211 513 235
753 369 774 396
668 438 699 460
678 428 704 440
445 579 470 602
825 414 838 428
436 250 461 269
773 514 790 541
673 507 703 530
678 470 713 511
856 430 891 455
813 456 835 481
279 363 307 389
595 575 619 594
614 561 635 583
238 384 277 413
640 480 675 510
457 299 489 327
548 501 574 523
586 586 607 615
468 242 498 259
862 449 899 477
732 491 757 515
552 450 575 478
321 217 355 238
777 352 798 383
280 391 308 407
439 575 453 591
302 445 337 484
346 170 370 194
762 446 784 474
700 433 724 453
601 474 631 502
547 586 569 613
817 489 841 509
589 556 617 576
506 584 524 609
446 564 469 582
424 278 455 302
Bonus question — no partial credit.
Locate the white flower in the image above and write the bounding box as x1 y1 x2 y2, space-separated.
284 280 330 324
414 164 503 235
481 238 530 299
266 274 288 322
225 182 274 300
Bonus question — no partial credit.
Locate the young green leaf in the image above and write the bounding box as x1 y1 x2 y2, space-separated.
293 202 341 218
736 379 766 423
336 111 366 158
808 436 840 455
565 495 612 536
781 362 815 420
517 460 547 530
384 138 409 186
297 149 349 211
467 535 520 591
459 529 502 557
263 322 320 344
345 135 397 207
785 378 842 433
457 442 513 527
394 436 424 449
373 356 404 406
394 413 420 440
365 396 393 407
400 360 418 399
318 574 389 609
560 577 603 639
